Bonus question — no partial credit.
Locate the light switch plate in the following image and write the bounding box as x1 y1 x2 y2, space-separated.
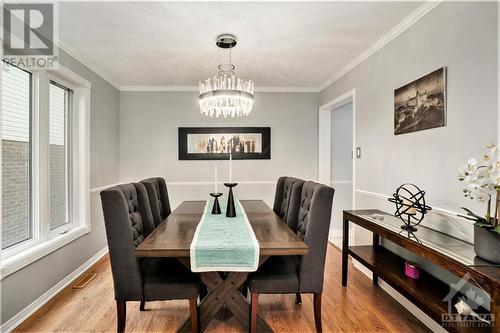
356 147 361 158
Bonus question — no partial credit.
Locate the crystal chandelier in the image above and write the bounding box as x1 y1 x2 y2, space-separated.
199 34 255 117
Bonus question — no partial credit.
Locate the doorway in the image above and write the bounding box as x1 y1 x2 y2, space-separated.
329 102 353 245
318 90 355 247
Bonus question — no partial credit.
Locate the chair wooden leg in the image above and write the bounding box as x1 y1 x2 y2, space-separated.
295 292 302 304
189 297 199 333
139 300 145 311
250 293 259 333
116 301 126 333
313 293 322 333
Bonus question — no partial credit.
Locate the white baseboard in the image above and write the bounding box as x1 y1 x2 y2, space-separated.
1 247 108 333
351 260 446 333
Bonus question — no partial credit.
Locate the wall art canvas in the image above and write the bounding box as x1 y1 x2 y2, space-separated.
394 67 446 135
178 127 270 160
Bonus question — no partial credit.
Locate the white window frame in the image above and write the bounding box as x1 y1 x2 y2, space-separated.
47 76 75 237
0 65 90 279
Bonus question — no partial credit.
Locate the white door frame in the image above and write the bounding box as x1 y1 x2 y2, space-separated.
318 88 356 208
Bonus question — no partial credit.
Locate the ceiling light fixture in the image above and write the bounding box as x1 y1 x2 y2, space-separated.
199 34 255 117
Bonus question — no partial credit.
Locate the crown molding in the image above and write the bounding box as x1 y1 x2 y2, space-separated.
0 22 121 90
57 37 121 90
120 85 198 92
10 0 440 94
119 1 441 93
256 86 320 93
317 0 443 92
119 85 320 93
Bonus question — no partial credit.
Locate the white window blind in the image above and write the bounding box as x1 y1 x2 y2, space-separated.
49 84 66 146
1 66 31 142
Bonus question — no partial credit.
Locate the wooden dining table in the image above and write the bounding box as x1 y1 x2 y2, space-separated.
135 200 309 333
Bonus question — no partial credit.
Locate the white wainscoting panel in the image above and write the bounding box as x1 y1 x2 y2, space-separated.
329 180 353 244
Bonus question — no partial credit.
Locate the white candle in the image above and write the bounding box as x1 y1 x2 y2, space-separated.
214 165 218 193
229 150 232 183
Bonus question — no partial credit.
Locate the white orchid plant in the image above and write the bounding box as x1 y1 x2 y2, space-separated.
457 143 500 233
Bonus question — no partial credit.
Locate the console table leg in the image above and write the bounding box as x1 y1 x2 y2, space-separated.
342 217 349 287
372 233 379 286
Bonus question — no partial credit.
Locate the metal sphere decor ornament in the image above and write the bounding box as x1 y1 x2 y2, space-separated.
388 183 432 232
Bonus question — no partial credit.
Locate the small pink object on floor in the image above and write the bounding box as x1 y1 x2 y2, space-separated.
404 261 420 280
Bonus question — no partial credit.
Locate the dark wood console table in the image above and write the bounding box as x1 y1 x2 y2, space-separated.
342 209 500 333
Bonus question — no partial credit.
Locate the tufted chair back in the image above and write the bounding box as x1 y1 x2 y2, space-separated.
100 183 155 301
272 177 305 231
272 177 286 215
296 181 334 293
141 177 171 227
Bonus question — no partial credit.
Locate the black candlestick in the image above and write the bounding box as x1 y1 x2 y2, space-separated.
224 183 238 218
209 193 223 214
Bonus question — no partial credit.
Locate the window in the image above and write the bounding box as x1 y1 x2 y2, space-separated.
1 63 90 278
49 82 73 230
1 65 32 249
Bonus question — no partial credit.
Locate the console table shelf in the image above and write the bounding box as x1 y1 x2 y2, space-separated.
348 245 489 333
343 210 499 333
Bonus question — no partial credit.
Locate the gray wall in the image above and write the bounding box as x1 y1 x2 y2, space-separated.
319 1 498 244
331 103 353 182
330 102 353 236
319 1 498 319
119 91 318 208
0 49 120 325
3 0 497 328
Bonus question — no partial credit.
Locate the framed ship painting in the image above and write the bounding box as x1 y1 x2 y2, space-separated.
178 127 271 160
394 67 447 135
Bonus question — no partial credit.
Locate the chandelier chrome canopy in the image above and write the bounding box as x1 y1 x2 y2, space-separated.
199 34 255 117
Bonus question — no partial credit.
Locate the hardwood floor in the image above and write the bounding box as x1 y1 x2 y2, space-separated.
15 245 430 332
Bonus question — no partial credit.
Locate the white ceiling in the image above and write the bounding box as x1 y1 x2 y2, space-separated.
59 1 424 89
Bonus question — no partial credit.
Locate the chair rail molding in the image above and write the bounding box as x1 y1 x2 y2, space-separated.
355 188 461 217
90 180 278 194
331 180 353 185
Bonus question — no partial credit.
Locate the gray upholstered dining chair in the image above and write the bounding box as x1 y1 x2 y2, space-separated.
272 176 305 231
249 181 334 333
100 183 199 333
140 177 171 227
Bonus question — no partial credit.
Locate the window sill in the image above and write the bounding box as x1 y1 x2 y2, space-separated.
0 225 91 279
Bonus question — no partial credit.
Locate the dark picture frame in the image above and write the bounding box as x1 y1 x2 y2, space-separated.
394 67 447 135
178 127 271 160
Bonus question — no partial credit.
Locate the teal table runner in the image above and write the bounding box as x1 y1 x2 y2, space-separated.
190 200 260 272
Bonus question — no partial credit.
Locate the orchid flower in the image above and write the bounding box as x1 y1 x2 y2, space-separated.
458 144 499 201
